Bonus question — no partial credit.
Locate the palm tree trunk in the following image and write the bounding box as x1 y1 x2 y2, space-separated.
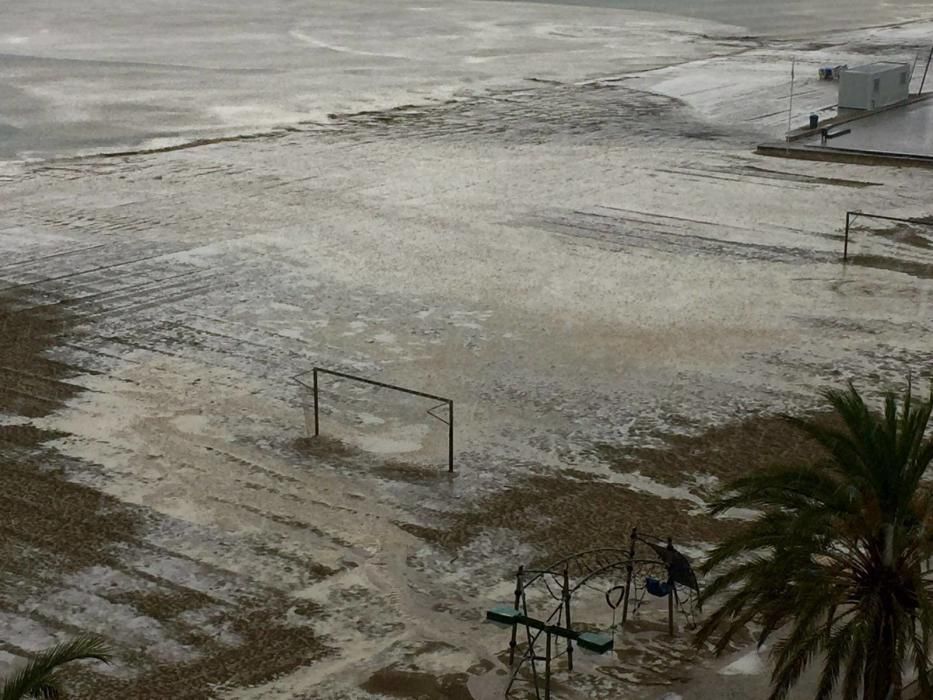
863 526 901 700
864 612 899 700
883 524 894 567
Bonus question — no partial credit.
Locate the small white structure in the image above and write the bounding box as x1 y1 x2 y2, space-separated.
838 62 910 111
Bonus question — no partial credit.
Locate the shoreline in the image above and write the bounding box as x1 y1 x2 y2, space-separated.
481 0 933 35
2 5 932 164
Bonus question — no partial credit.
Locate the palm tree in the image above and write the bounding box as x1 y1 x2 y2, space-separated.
696 379 933 700
1 637 111 700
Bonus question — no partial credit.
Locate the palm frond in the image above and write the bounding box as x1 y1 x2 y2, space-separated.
696 377 933 700
814 615 862 700
1 637 111 700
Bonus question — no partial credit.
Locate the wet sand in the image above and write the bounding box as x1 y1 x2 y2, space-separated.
2 2 933 699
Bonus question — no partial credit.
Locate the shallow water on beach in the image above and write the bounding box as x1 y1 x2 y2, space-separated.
2 0 931 160
490 0 932 35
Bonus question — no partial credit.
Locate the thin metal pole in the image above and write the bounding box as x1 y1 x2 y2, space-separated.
787 57 796 138
620 527 637 627
509 566 523 666
667 537 675 637
920 45 933 94
563 568 573 672
448 400 454 473
312 368 320 436
544 632 551 700
844 212 850 262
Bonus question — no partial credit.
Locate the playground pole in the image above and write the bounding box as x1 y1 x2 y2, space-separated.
509 566 523 666
563 568 573 672
620 527 637 627
667 538 675 637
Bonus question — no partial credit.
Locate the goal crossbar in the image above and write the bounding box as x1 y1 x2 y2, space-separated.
294 366 454 472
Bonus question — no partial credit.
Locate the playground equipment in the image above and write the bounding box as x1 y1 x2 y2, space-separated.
486 527 700 699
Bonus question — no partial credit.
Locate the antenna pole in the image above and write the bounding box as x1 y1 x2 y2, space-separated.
786 57 796 139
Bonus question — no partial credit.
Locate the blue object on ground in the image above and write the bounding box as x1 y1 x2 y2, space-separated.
646 577 671 597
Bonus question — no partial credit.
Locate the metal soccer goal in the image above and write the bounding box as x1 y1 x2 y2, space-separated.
294 366 455 472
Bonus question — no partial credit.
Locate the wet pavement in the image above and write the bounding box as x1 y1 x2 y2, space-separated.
806 98 933 157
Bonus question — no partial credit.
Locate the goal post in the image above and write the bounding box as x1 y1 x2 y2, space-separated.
843 210 933 261
294 367 454 473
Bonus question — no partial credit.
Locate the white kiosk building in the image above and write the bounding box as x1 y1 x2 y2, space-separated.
838 62 910 111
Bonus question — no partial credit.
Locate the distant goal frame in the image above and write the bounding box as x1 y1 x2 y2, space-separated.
843 210 933 261
294 367 454 473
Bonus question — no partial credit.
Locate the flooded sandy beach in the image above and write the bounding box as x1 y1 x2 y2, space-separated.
3 0 932 160
2 1 933 698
